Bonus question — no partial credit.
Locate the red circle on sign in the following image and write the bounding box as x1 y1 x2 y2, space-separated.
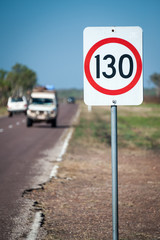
84 38 142 95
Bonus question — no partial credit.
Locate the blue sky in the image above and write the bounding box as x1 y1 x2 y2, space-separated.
0 0 160 89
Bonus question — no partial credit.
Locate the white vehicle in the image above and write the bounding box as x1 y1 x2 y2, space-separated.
27 87 58 127
7 96 27 117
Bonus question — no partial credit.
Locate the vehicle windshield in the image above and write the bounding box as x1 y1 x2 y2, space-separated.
30 98 54 105
11 97 23 102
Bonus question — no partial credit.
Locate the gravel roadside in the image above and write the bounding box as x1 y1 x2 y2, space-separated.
24 140 160 240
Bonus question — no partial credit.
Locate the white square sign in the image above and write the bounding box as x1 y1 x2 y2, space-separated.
83 26 143 106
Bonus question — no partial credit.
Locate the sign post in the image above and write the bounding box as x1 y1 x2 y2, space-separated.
83 26 143 240
111 105 118 240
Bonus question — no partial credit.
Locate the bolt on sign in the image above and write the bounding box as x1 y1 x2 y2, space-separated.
83 26 143 106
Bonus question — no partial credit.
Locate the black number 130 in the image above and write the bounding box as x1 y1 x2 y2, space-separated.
95 54 133 79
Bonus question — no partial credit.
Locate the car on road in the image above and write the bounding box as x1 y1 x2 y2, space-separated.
67 97 75 104
26 86 58 127
7 96 28 117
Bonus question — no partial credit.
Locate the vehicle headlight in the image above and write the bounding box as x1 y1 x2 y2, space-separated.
27 109 35 115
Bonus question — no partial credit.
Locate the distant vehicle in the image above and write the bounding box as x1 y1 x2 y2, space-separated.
26 86 58 127
67 97 75 104
7 96 27 117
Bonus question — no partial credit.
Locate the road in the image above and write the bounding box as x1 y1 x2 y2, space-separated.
0 103 78 240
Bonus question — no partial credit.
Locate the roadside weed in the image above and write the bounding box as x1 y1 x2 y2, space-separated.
73 103 160 150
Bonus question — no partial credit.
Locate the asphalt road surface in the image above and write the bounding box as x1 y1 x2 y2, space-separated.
0 103 78 240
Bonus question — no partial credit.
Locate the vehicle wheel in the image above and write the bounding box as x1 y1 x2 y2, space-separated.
27 118 33 127
51 118 57 128
8 112 13 117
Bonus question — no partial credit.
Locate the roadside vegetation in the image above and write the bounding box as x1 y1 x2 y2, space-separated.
57 88 83 100
72 102 160 150
0 107 8 116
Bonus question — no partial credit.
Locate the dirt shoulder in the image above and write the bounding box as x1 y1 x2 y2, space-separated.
25 104 160 240
26 143 160 240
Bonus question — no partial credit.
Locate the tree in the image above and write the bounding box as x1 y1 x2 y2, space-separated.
0 64 37 106
6 63 37 96
0 69 11 105
150 73 160 97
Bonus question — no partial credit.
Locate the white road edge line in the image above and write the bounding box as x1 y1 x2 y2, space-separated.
26 211 43 240
50 165 59 179
27 128 74 239
27 108 80 239
49 127 74 179
56 128 74 162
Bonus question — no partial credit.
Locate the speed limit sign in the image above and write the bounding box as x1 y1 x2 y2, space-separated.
83 26 143 105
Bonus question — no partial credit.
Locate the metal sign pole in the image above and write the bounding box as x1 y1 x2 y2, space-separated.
111 105 119 240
